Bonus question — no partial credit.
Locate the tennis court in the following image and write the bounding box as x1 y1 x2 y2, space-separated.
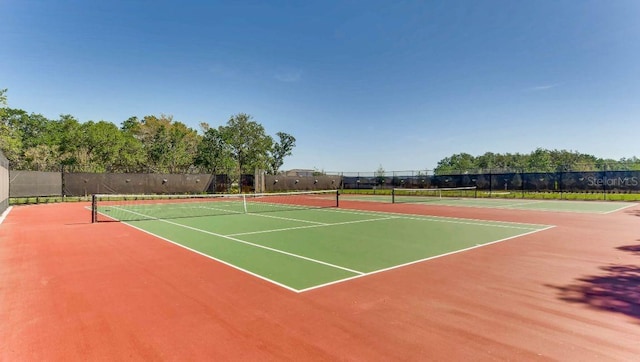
4 190 640 360
93 191 551 292
341 188 635 214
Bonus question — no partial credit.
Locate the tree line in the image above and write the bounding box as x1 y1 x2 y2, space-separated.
0 89 295 177
434 149 640 174
3 88 639 177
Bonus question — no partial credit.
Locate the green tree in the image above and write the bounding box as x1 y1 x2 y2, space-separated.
80 121 129 172
5 110 50 150
476 152 497 171
166 121 199 173
433 149 640 174
267 132 296 175
619 157 640 171
114 133 146 172
527 148 553 172
435 153 475 174
0 110 24 165
220 113 273 176
121 116 142 134
115 117 147 172
549 149 598 171
23 144 59 171
135 115 199 173
195 126 234 174
0 90 25 164
2 109 58 169
46 114 83 170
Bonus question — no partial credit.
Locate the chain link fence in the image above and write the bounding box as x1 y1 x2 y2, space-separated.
9 171 255 200
335 168 640 200
8 167 640 202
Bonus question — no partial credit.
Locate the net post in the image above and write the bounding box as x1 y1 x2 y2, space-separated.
391 188 395 203
91 194 97 223
335 189 339 207
242 194 248 213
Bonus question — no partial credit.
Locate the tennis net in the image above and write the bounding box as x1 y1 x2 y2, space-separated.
91 190 339 223
392 186 477 203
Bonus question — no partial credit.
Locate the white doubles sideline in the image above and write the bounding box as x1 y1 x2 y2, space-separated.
108 204 553 293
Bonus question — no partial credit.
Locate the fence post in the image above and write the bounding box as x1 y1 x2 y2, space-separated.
60 165 65 199
91 194 97 223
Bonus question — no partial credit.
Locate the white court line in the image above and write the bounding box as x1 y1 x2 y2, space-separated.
227 216 399 237
196 202 334 225
111 206 365 277
227 205 545 237
501 200 546 208
0 206 12 225
114 221 301 293
602 202 638 214
105 204 554 293
118 200 543 229
241 210 327 225
403 197 635 214
298 225 556 293
314 207 548 230
139 203 326 226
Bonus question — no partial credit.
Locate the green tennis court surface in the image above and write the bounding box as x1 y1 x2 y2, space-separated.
97 196 552 292
342 194 635 214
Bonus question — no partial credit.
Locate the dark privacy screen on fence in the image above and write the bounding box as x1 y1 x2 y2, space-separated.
61 173 256 196
8 171 62 197
435 171 640 194
63 173 214 196
8 172 256 197
341 170 640 194
7 169 640 200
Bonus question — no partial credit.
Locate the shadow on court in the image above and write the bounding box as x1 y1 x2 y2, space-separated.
618 244 640 256
548 244 640 322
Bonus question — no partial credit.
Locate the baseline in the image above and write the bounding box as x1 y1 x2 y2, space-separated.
298 225 555 293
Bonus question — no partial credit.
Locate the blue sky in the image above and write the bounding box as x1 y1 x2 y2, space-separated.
2 0 639 172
